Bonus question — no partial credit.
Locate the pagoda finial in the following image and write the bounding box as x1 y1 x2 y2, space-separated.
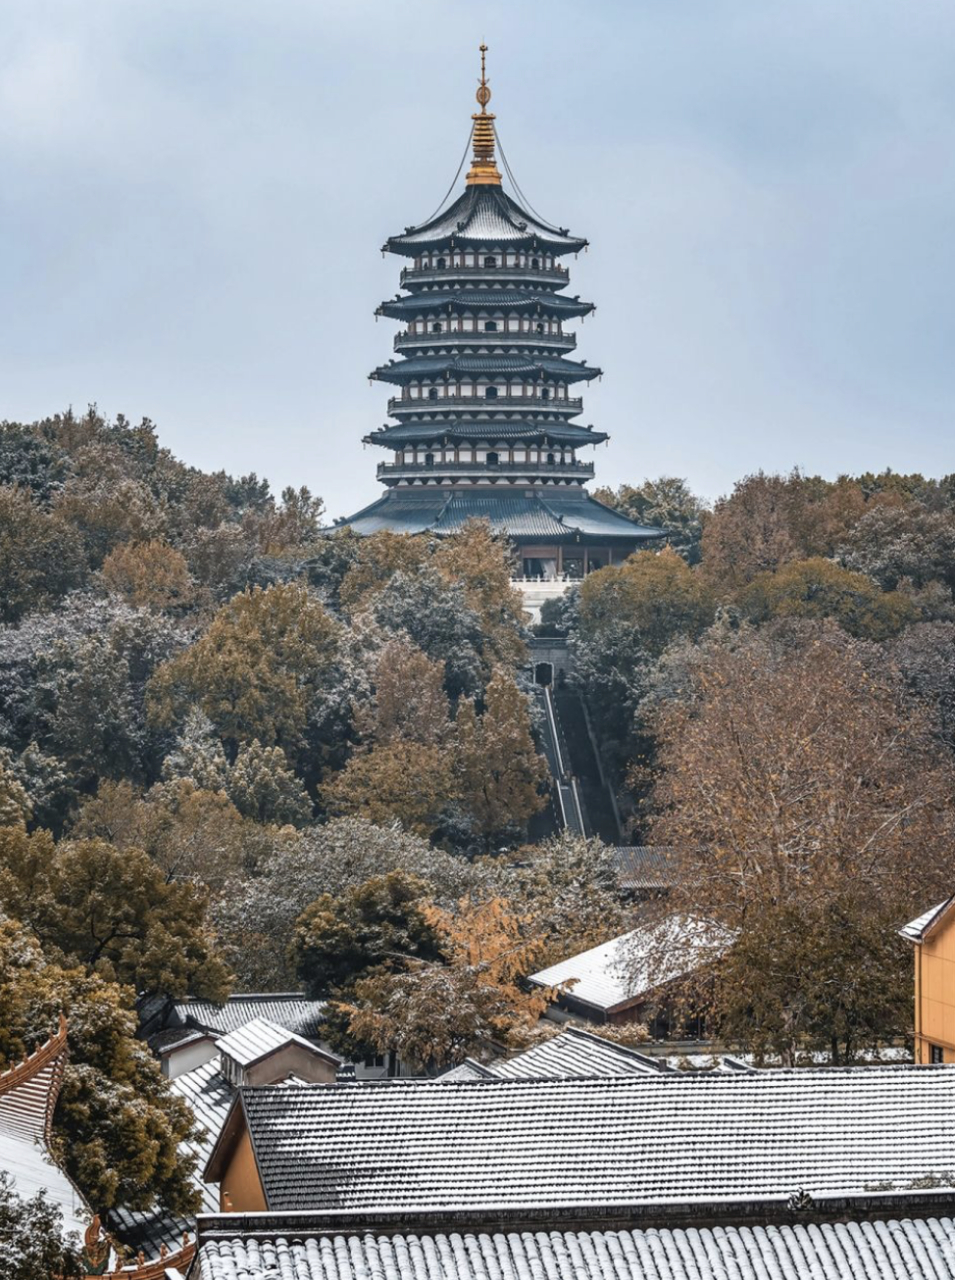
466 42 502 186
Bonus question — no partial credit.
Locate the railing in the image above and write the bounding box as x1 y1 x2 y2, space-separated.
377 460 594 480
400 264 569 286
387 395 584 415
394 329 576 352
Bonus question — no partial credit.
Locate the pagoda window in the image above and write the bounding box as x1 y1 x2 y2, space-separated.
431 322 443 333
536 322 545 334
541 388 551 401
485 386 499 400
428 388 439 401
484 255 498 268
487 451 500 466
531 257 540 270
436 257 447 270
547 452 556 465
484 320 498 332
424 453 435 467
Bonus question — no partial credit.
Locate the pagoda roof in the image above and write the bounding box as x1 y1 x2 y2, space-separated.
386 185 587 257
337 488 665 543
365 421 606 448
378 289 594 320
371 353 600 386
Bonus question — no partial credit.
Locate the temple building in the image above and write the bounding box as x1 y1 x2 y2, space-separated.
338 47 665 579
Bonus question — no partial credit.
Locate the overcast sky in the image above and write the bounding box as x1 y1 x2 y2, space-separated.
2 0 953 520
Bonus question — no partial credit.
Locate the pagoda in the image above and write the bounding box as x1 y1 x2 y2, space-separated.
339 47 664 578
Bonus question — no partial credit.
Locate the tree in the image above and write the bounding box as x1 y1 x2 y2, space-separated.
889 622 955 752
320 741 456 837
338 530 431 613
354 640 451 747
453 668 547 848
100 539 194 610
370 567 487 700
642 624 955 1063
291 870 443 998
701 472 799 592
578 547 714 656
52 635 145 782
841 502 955 598
212 817 487 990
0 826 231 999
227 739 312 826
592 477 708 565
740 557 916 640
339 895 553 1072
161 708 230 792
0 1172 82 1280
0 487 87 622
147 582 342 759
0 757 31 829
0 915 202 1216
432 519 527 667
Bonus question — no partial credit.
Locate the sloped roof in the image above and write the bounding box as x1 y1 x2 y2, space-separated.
900 897 955 942
478 1028 670 1079
378 289 594 320
528 918 729 1014
338 489 666 543
614 847 677 892
193 1219 955 1280
209 1066 955 1215
365 421 603 447
370 353 600 386
0 1018 88 1240
385 185 587 257
171 994 327 1040
217 1018 338 1070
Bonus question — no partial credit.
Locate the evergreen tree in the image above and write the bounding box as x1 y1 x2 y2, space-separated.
228 739 312 826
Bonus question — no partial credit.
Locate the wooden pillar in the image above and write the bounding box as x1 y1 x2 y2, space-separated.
557 545 563 576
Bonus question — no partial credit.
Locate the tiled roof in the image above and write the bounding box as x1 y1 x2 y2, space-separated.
193 1219 955 1280
528 919 728 1014
338 490 665 543
385 186 587 256
900 897 955 942
480 1028 670 1079
378 290 594 319
371 354 601 386
365 422 603 447
172 994 327 1040
109 1055 232 1256
0 1019 88 1239
217 1066 955 1215
216 1018 332 1070
614 847 677 892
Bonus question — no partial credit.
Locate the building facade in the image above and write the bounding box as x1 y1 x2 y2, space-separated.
337 47 664 577
901 895 955 1063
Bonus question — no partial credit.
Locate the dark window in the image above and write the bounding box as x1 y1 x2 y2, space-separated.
547 452 555 465
931 1044 945 1063
485 386 498 399
424 453 435 467
436 257 447 270
431 322 442 333
484 320 498 332
531 256 540 269
540 388 550 401
363 1053 385 1068
483 255 497 268
487 451 499 465
536 322 545 334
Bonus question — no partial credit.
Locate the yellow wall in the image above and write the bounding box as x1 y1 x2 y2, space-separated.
219 1125 267 1212
914 908 955 1064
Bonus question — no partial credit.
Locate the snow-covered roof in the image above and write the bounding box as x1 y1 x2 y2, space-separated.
208 1065 955 1214
216 1018 335 1070
193 1218 955 1280
528 918 729 1013
169 993 327 1040
900 896 955 942
0 1019 88 1241
479 1027 670 1079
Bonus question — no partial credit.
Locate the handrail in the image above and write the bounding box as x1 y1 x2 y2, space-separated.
387 395 584 414
376 461 594 478
400 265 568 285
394 330 576 350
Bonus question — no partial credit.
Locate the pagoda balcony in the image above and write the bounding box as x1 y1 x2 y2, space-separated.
377 460 595 482
393 329 577 354
387 394 584 416
399 264 569 287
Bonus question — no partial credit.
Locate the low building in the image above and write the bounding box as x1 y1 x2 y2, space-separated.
188 1216 955 1280
901 894 955 1064
527 918 729 1034
201 1065 955 1220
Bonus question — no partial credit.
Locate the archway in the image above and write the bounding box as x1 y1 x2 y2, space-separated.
534 662 554 687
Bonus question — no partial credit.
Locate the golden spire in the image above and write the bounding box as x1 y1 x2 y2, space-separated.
466 42 502 186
